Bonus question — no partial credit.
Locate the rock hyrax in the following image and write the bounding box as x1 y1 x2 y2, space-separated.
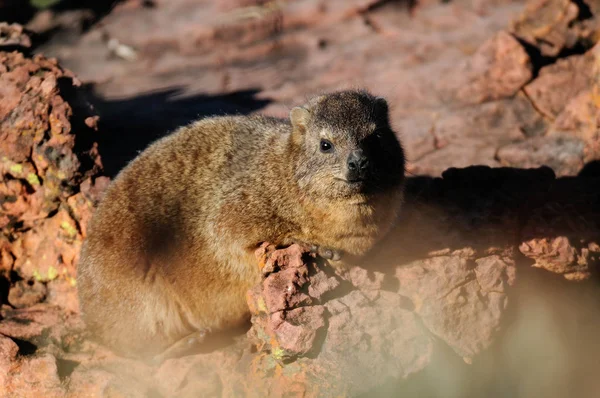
77 89 406 361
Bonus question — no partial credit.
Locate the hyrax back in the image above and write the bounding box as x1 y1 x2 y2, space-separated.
77 90 406 360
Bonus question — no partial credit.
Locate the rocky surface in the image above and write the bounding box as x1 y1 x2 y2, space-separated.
1 0 600 396
0 32 108 316
21 0 599 179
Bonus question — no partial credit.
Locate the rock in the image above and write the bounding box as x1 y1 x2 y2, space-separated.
550 90 600 161
0 304 66 342
249 244 330 359
0 50 103 232
0 164 598 396
8 280 47 309
439 31 532 106
519 174 600 280
318 292 433 395
523 52 595 120
66 367 127 398
510 0 582 57
5 353 65 398
545 42 600 161
0 335 19 389
396 254 515 359
0 23 32 48
0 29 107 315
2 0 600 395
411 139 501 176
497 135 585 176
519 236 598 280
247 244 436 395
45 278 79 314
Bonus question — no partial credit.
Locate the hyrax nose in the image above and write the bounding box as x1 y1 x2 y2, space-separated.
347 150 369 172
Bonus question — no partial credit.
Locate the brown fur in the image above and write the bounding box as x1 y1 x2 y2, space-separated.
77 90 405 360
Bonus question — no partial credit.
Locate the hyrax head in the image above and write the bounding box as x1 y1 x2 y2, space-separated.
290 90 405 200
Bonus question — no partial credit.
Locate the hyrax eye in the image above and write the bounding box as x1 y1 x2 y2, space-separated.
320 139 334 153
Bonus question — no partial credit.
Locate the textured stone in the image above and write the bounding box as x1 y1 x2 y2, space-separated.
439 31 532 106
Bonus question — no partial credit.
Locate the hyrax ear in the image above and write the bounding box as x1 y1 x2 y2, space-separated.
290 107 310 132
374 97 390 121
375 97 389 113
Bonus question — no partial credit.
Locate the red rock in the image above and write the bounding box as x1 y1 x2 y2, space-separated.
307 269 339 299
519 236 597 280
2 0 600 395
0 304 65 341
0 236 13 276
396 254 515 359
66 367 124 398
154 348 243 397
523 52 595 119
550 90 600 161
320 292 433 394
519 175 600 280
0 23 32 48
0 39 106 318
262 268 312 313
12 207 82 285
412 139 500 176
8 280 47 309
0 335 19 389
510 0 581 57
439 31 532 106
5 354 65 397
0 48 104 237
46 278 80 314
497 135 585 176
271 306 326 356
249 245 329 358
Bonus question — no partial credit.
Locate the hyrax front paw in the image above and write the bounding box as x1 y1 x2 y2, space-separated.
151 329 208 365
303 243 342 261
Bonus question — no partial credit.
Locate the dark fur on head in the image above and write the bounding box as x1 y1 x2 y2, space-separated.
290 90 405 200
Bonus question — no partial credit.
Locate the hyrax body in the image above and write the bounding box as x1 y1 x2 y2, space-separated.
77 90 406 361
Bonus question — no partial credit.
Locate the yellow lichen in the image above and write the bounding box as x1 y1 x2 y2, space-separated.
32 269 43 282
33 266 59 282
60 220 78 238
9 164 23 174
26 173 40 186
47 266 58 280
271 347 285 360
257 297 267 313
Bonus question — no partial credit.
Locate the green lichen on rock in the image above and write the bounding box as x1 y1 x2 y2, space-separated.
271 346 285 360
32 266 58 282
9 164 23 174
26 173 40 186
60 220 77 238
257 297 267 313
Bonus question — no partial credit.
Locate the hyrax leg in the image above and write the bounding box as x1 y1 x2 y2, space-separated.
151 330 208 365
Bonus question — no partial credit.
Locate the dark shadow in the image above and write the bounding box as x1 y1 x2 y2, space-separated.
578 159 600 177
1 0 132 52
0 0 37 25
11 336 38 356
363 163 600 271
0 277 9 321
82 86 272 177
1 0 125 27
56 358 80 381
